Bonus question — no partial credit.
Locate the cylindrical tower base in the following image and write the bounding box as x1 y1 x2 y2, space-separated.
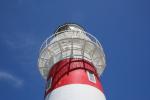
45 58 106 100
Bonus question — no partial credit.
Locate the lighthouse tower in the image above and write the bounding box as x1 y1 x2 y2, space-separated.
38 23 106 100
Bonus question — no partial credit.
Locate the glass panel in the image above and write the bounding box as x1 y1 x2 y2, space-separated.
46 77 52 90
87 71 96 83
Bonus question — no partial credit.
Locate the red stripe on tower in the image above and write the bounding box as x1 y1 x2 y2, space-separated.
45 58 104 96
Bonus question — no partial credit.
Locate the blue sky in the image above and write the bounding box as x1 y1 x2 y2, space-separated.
0 0 150 100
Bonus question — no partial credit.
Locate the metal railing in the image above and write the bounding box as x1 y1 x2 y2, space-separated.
39 30 105 57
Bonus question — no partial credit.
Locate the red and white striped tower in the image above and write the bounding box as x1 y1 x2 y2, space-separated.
38 23 106 100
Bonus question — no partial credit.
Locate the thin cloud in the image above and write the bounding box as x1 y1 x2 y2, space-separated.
0 71 23 88
3 32 36 49
1 32 41 76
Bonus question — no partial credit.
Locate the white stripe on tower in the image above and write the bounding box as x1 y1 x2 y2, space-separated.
45 84 106 100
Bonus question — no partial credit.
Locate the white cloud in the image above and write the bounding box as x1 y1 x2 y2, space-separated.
3 32 36 49
0 71 23 88
0 32 41 76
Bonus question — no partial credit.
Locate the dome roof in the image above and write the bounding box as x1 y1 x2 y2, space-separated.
55 23 84 34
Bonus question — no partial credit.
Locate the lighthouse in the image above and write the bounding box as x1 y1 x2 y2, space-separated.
38 23 106 100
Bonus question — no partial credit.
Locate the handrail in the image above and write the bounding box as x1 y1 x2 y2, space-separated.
39 30 103 53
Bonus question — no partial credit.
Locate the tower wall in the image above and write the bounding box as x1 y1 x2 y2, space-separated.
45 58 106 100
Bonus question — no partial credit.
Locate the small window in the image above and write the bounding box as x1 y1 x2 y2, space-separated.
87 71 96 83
46 77 52 91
